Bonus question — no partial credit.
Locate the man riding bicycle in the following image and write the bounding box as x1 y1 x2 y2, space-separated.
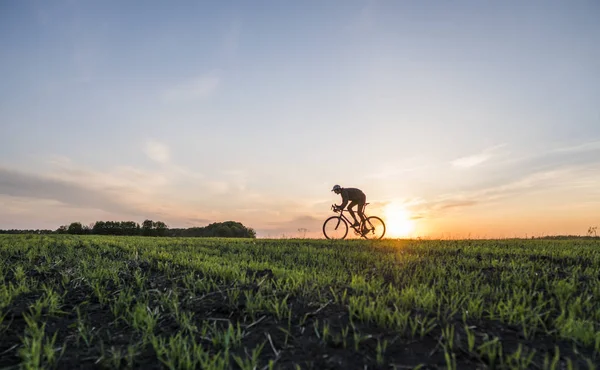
331 185 366 228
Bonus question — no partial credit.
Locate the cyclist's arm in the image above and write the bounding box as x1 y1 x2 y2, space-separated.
337 190 348 209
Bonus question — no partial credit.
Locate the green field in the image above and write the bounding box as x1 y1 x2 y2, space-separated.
0 235 599 369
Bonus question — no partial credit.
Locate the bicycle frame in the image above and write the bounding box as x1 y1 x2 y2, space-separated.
331 204 369 231
324 202 385 240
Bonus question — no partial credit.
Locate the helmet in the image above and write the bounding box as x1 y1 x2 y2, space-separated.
331 184 341 192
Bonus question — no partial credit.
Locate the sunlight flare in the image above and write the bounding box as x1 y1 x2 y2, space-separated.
383 202 416 238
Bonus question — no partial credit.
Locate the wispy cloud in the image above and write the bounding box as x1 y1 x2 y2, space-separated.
438 200 479 210
172 165 204 180
403 198 479 220
477 169 569 198
0 167 143 216
451 144 506 169
163 72 220 102
412 163 600 220
221 169 249 191
554 140 600 153
0 155 276 230
0 195 133 230
144 139 170 164
451 153 489 168
46 157 169 195
0 161 225 229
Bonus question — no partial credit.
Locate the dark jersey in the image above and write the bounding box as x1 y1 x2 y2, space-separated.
338 187 366 208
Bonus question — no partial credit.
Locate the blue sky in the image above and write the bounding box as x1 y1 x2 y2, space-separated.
1 0 599 237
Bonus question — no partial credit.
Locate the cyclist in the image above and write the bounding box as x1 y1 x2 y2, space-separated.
331 185 367 228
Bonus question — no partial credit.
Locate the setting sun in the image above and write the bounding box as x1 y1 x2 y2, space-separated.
383 203 416 238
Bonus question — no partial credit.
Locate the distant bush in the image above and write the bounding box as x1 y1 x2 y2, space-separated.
0 219 256 238
168 221 256 238
0 229 54 235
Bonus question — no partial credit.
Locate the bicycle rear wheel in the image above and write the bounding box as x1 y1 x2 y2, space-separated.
361 216 386 239
323 216 349 240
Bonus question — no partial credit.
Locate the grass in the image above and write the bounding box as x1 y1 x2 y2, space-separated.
0 234 599 369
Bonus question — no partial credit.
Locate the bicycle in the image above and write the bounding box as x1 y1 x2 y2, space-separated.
322 203 386 240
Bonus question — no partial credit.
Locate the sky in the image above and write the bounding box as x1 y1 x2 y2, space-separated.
1 0 599 238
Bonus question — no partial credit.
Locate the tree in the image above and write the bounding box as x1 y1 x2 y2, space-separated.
153 221 167 237
67 222 84 235
142 219 154 236
2 219 256 238
92 221 106 235
56 225 68 234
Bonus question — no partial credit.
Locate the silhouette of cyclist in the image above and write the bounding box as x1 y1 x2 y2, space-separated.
331 185 366 227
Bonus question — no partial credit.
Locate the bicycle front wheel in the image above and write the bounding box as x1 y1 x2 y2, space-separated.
323 216 349 240
361 216 386 240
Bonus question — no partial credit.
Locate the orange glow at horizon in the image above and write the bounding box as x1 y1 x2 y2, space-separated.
383 202 416 238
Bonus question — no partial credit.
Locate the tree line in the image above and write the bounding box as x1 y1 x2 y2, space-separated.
0 220 256 238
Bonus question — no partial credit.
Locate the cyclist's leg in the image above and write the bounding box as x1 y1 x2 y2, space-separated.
358 194 367 223
358 202 366 223
347 201 359 226
359 196 370 235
